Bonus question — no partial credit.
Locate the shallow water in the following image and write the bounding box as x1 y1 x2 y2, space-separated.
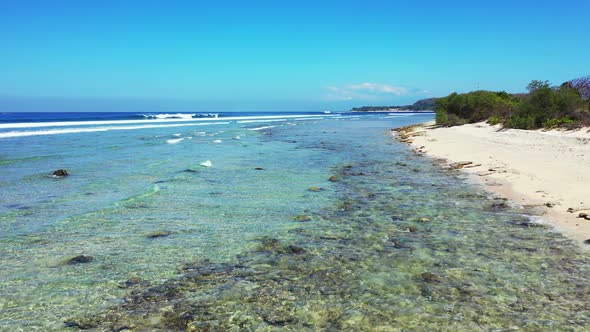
1 113 590 331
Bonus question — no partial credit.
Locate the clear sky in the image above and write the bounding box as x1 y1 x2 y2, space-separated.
1 0 589 112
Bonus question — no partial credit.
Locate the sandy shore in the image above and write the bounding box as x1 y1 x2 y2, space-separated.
394 121 590 245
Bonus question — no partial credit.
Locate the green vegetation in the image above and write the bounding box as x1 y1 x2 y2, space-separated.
434 91 517 126
435 76 590 129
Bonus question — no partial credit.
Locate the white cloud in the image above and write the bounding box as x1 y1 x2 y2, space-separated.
348 83 409 96
324 82 423 101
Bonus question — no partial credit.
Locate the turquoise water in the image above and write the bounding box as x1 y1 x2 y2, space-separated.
1 113 590 331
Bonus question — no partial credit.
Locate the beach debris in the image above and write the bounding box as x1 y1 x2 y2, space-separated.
329 175 338 182
146 231 172 238
578 212 589 218
463 163 482 169
418 217 430 223
67 255 94 265
420 272 441 283
200 160 212 167
52 169 69 177
292 215 312 222
449 161 473 169
584 239 590 245
567 208 575 213
308 187 323 192
545 202 555 208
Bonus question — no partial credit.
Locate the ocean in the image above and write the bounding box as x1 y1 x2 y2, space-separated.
0 111 589 331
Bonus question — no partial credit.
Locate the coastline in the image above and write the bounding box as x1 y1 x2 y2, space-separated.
393 121 590 245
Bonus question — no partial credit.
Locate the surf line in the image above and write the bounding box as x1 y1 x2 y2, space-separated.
0 114 334 129
0 122 231 138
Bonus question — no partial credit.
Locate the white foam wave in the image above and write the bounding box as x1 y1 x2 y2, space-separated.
248 126 276 131
294 117 323 121
0 122 230 138
143 113 196 120
0 114 332 129
382 115 412 119
166 138 184 144
237 119 287 124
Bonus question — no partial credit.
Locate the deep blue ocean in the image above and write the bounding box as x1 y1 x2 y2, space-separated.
1 111 589 331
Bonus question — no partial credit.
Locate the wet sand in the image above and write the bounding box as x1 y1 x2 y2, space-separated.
393 121 590 245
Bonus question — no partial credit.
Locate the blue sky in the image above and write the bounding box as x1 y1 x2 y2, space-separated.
1 0 589 112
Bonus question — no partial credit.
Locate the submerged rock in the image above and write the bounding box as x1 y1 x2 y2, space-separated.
52 169 69 177
418 217 430 223
512 219 547 228
308 187 323 192
254 167 265 170
124 277 142 287
293 215 312 222
64 320 96 329
146 231 172 238
487 202 509 211
67 255 94 265
287 245 305 254
329 175 338 182
421 272 441 283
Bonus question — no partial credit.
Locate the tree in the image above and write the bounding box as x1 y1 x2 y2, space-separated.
527 80 550 93
569 75 590 100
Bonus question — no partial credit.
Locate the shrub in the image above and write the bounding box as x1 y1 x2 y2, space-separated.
505 115 536 130
435 90 517 125
435 109 449 125
506 84 588 129
447 114 467 126
434 79 590 129
543 117 575 129
487 116 503 125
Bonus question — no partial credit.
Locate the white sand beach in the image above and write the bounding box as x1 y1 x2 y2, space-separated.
395 122 590 244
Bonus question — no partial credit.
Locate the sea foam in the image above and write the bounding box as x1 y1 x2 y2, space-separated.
0 114 332 129
0 122 230 138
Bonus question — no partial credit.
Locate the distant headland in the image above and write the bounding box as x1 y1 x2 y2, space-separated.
350 98 437 113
